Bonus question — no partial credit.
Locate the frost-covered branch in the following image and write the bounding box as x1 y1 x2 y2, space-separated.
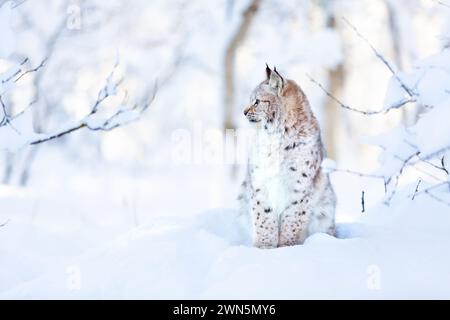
13 58 48 83
384 151 420 204
27 67 156 146
308 15 450 208
1 58 46 131
0 58 47 92
0 63 157 149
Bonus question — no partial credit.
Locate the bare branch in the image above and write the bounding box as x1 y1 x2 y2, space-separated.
416 145 450 164
417 155 450 175
0 95 21 134
324 167 385 180
411 179 422 200
14 58 48 83
29 123 87 145
1 59 156 148
432 0 450 9
309 16 450 208
412 181 450 198
442 156 449 175
0 58 47 88
309 18 424 117
424 190 450 206
0 219 9 228
341 17 416 98
306 74 415 115
0 96 37 131
27 71 157 146
384 151 420 205
361 191 365 213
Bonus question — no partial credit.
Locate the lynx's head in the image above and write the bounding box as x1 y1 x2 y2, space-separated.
243 64 284 126
243 64 318 136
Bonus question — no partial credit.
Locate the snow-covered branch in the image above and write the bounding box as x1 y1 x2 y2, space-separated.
307 17 420 116
0 63 157 150
309 17 450 208
0 58 46 131
0 57 47 93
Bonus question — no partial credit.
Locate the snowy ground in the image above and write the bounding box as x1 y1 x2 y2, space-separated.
1 150 449 299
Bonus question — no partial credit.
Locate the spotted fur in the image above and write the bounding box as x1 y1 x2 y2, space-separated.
240 65 336 248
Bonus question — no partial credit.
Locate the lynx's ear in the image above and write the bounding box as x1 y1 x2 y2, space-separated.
265 63 272 80
269 66 284 94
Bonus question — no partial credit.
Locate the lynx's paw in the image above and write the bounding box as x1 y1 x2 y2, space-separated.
253 239 278 249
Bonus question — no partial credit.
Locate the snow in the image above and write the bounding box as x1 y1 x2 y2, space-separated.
1 163 449 299
383 49 450 109
362 125 417 179
415 98 450 156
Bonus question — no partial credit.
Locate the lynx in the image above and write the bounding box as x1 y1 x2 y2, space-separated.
240 65 336 248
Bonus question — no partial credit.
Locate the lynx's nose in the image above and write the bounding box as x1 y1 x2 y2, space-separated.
243 107 250 116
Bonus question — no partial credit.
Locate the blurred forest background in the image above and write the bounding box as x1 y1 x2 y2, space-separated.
1 0 450 246
2 0 450 298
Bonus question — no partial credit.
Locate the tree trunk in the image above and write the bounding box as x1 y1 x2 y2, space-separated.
223 0 262 131
385 0 421 126
324 14 346 161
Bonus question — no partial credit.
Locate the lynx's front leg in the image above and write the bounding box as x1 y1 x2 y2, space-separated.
279 201 311 247
250 194 279 249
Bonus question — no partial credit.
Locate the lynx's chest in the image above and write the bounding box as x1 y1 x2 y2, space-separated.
250 129 289 214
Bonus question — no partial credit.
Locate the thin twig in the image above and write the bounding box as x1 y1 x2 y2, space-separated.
28 71 157 146
412 181 450 198
418 145 450 163
412 179 422 200
384 151 420 205
14 58 48 83
361 191 365 213
12 0 28 8
442 156 449 175
30 123 87 145
341 17 416 98
0 219 10 228
324 167 385 179
306 74 415 115
424 190 450 206
432 0 450 9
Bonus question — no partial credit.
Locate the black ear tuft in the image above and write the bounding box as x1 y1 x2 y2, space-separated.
268 65 285 94
273 67 284 88
265 63 271 79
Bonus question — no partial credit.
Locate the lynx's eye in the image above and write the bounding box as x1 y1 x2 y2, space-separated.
253 99 260 106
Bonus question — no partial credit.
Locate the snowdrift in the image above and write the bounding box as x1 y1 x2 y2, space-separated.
2 196 450 299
